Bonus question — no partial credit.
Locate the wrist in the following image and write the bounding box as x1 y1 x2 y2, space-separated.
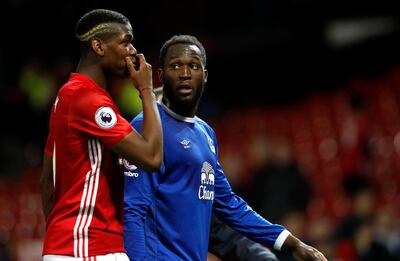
139 87 155 99
139 86 153 93
281 233 301 253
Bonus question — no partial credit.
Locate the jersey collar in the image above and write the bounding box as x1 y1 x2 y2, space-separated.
160 101 195 123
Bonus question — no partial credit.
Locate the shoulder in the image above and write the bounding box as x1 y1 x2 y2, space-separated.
70 86 114 114
130 103 164 128
196 116 216 135
62 75 112 102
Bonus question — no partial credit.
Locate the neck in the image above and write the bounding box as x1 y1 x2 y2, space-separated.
76 58 107 90
162 97 197 118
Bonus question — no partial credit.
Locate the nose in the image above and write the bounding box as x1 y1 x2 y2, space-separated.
180 65 191 79
128 44 137 56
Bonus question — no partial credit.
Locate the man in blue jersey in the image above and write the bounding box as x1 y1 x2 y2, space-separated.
123 34 327 261
140 87 280 261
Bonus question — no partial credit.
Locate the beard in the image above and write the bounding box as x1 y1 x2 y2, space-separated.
163 80 205 116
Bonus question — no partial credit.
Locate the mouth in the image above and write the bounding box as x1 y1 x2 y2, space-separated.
177 83 192 95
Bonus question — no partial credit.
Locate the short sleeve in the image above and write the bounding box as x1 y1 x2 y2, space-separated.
69 88 133 147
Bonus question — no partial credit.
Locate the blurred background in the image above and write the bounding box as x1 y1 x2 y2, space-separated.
1 0 400 260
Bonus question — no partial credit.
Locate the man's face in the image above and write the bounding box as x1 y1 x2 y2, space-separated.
101 23 136 77
161 43 208 115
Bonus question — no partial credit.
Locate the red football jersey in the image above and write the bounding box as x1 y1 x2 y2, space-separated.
43 73 133 257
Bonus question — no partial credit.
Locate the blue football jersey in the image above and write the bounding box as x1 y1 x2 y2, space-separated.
124 102 287 261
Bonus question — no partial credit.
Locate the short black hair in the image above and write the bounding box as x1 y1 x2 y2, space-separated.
159 35 207 68
75 9 130 39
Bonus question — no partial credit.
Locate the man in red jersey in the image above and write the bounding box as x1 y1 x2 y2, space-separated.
40 9 163 260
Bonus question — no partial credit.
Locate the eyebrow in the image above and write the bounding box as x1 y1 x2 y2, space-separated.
169 54 201 60
124 33 134 41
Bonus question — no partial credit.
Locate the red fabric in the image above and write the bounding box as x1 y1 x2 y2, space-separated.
43 73 132 257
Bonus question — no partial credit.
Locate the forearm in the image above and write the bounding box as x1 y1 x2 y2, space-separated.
213 179 285 248
122 54 163 170
209 216 279 261
40 154 54 220
139 89 163 167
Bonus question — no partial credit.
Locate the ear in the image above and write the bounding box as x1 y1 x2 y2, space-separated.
204 69 208 83
157 68 163 85
91 38 105 56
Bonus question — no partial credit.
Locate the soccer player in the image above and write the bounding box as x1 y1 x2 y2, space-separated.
151 86 279 261
123 34 327 261
40 9 163 260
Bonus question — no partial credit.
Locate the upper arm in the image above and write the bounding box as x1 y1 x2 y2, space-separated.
111 115 161 172
111 130 160 172
41 154 53 184
42 132 54 186
70 90 133 146
69 90 162 171
40 153 54 219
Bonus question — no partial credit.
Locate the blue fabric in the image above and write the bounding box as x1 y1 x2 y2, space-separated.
124 103 285 261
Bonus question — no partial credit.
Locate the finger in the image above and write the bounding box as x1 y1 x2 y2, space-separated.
317 253 327 261
314 250 327 261
135 53 146 69
125 56 136 73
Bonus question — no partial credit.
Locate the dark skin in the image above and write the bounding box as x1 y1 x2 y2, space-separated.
158 43 327 261
40 22 163 220
159 43 207 117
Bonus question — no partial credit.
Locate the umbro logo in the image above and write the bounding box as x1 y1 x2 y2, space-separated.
181 139 191 149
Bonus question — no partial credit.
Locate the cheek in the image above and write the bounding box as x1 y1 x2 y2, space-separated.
111 47 128 60
164 74 178 84
115 51 128 66
193 73 205 84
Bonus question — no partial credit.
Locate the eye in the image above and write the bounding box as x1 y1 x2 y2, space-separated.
170 63 180 70
122 39 131 48
190 64 199 70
